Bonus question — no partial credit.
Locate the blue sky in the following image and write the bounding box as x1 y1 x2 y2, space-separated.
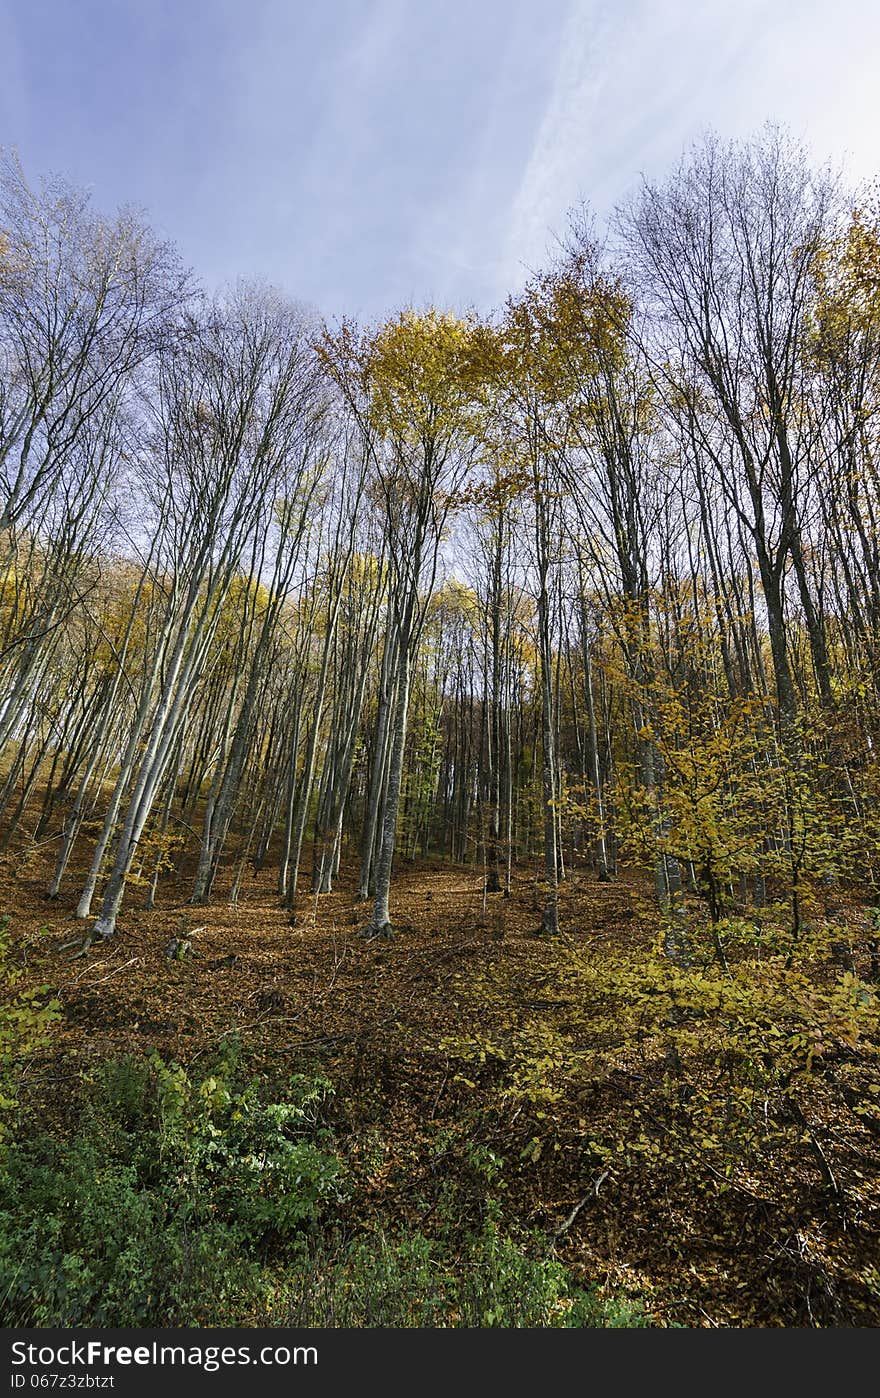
2 0 878 321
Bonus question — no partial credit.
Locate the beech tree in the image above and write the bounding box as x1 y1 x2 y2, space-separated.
620 126 838 729
322 311 483 937
85 288 324 940
0 152 187 538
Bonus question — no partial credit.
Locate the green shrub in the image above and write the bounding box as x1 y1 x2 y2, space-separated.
0 1048 342 1325
0 1046 649 1328
276 1216 649 1328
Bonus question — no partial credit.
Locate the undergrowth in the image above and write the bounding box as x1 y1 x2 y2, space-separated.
0 1047 647 1327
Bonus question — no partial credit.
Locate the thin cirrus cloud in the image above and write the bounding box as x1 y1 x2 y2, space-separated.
1 0 878 323
504 0 880 295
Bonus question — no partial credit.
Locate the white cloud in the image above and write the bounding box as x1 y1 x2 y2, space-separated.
506 0 609 284
503 0 879 295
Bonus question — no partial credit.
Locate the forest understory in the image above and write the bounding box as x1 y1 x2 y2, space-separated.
3 845 879 1329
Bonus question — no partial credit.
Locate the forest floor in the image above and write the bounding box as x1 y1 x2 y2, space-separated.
3 854 880 1328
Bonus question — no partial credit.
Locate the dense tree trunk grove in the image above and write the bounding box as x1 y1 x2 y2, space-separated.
2 131 880 947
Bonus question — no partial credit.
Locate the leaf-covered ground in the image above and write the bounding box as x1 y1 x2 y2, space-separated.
4 857 880 1327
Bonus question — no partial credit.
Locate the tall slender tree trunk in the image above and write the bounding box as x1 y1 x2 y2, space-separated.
366 645 412 937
